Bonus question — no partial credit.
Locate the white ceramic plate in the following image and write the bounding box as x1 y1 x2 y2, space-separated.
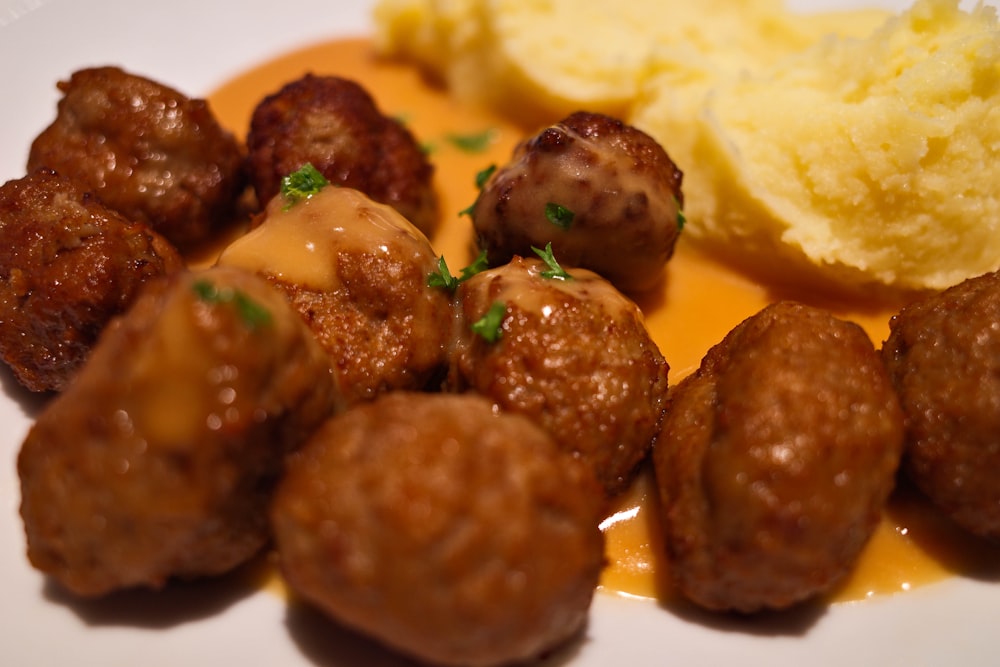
2 1 998 665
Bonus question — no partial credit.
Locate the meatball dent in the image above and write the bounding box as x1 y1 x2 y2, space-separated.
472 111 684 293
653 301 904 613
218 186 452 405
27 67 245 248
246 74 438 235
882 270 1000 542
270 392 605 667
0 169 182 392
448 255 669 495
17 266 338 597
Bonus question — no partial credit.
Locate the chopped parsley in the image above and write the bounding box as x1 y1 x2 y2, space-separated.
474 164 497 189
445 128 498 154
427 249 490 292
427 256 459 291
544 202 575 230
674 196 686 231
459 249 490 282
192 280 272 330
471 301 507 343
532 243 573 281
280 163 329 209
459 164 498 218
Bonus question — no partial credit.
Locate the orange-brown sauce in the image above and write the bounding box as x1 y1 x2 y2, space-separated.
209 37 1000 605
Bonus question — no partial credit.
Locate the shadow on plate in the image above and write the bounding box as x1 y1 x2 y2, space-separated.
41 549 272 629
283 595 588 667
656 593 828 639
0 362 51 422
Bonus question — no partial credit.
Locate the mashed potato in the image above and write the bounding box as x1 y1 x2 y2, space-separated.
375 0 1000 292
636 0 1000 291
373 0 886 124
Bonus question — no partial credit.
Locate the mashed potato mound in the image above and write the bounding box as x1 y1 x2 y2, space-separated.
375 0 1000 292
640 0 1000 291
373 0 886 125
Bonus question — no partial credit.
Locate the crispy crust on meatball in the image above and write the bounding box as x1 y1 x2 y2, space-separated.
882 270 1000 542
472 111 684 293
27 66 245 248
448 255 669 495
654 301 904 613
0 168 182 392
246 74 438 235
17 266 338 597
270 391 605 667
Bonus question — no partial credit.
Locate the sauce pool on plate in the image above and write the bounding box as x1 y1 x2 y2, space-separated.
208 37 1000 605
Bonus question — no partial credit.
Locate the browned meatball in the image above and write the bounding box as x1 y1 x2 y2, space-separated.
270 391 605 667
17 266 338 597
27 66 245 248
472 111 684 293
448 254 669 495
0 168 182 392
218 185 452 405
246 74 438 235
882 270 1000 542
653 301 904 613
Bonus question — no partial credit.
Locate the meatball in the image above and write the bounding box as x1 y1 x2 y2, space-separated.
448 254 669 495
0 168 182 392
882 270 1000 542
218 185 452 405
17 266 339 597
246 74 438 235
27 66 245 248
270 391 605 667
653 301 904 613
472 111 684 293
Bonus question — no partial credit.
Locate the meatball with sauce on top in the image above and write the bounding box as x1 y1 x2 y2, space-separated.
17 266 339 597
653 301 904 613
447 253 670 495
246 74 438 235
270 391 605 667
882 269 1000 542
0 168 182 392
217 181 452 405
472 110 684 293
27 66 245 249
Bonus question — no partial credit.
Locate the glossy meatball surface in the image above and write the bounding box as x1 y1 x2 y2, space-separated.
448 255 669 495
472 111 684 293
246 74 438 235
653 301 904 613
270 391 605 667
27 66 245 248
0 169 182 392
882 270 1000 542
18 266 338 597
218 186 452 405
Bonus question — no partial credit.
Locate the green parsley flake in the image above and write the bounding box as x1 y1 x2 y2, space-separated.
192 280 272 330
280 163 330 209
532 243 573 281
427 256 459 291
427 249 491 292
471 301 507 343
445 128 498 154
475 164 498 189
674 196 686 231
459 249 489 282
459 164 498 218
544 202 575 230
